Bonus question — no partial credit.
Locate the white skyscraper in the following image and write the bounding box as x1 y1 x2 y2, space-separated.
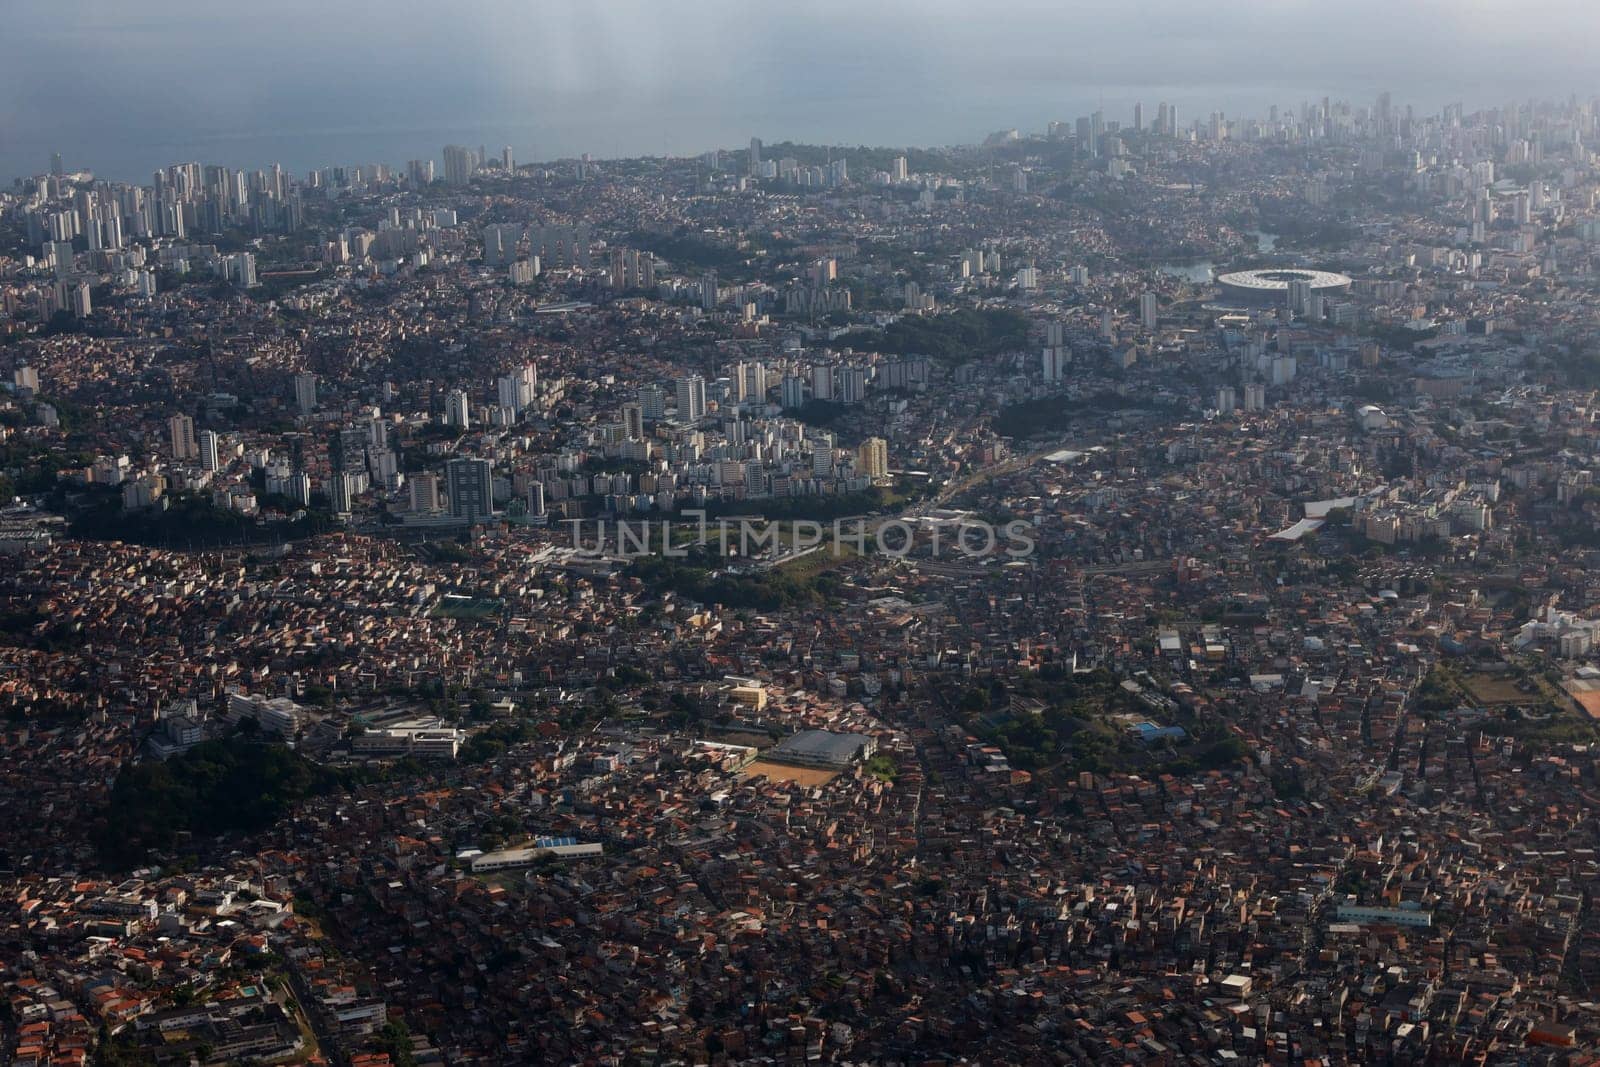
675 375 706 423
289 472 312 507
442 144 474 186
839 366 867 404
780 375 806 410
64 282 91 318
497 373 531 415
198 429 220 472
637 384 667 420
810 364 834 401
331 471 360 515
49 240 74 279
812 432 835 478
742 361 765 402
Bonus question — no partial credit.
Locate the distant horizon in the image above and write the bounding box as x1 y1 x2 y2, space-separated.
11 0 1600 187
12 85 1600 188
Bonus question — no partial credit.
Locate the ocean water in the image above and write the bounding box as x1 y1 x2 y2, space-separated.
3 1 1580 184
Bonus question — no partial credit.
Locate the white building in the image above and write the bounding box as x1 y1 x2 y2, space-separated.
226 691 305 737
674 375 706 423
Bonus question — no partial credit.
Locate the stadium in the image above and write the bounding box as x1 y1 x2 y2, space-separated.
1216 267 1352 305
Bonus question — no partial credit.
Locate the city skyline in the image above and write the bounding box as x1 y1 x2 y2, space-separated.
10 0 1600 181
17 85 1600 188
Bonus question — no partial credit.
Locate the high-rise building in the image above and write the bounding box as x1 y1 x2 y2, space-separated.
1042 346 1068 382
1140 292 1159 329
446 457 494 523
168 415 197 461
621 403 644 440
780 375 806 410
857 437 889 482
49 240 74 279
810 364 835 401
741 361 765 402
497 373 529 414
490 377 519 418
442 144 474 186
675 375 706 424
527 223 591 268
1283 279 1315 317
637 384 667 420
222 251 256 287
331 471 360 515
812 432 835 478
198 429 220 472
293 372 317 416
60 279 92 318
409 473 440 513
482 223 521 266
839 366 868 404
445 389 471 429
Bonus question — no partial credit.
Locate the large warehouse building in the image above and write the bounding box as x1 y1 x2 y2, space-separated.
766 729 877 769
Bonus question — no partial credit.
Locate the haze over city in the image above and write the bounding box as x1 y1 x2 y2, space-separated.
9 0 1600 180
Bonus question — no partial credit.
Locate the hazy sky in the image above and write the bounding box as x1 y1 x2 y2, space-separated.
6 0 1600 182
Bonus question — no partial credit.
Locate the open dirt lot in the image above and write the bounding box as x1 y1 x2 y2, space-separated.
741 760 840 788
